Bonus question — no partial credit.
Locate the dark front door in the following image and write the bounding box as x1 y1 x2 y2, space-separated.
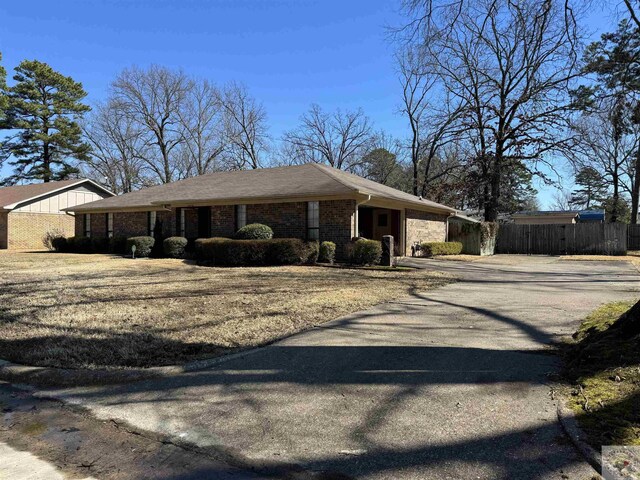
197 207 211 238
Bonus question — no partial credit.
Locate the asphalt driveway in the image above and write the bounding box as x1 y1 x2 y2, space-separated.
40 256 640 479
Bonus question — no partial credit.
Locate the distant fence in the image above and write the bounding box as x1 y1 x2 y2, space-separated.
496 223 627 255
629 224 640 250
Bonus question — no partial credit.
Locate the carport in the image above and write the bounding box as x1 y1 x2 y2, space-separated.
357 205 402 255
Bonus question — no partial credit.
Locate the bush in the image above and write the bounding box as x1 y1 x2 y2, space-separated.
66 236 93 254
126 236 155 258
195 238 316 266
110 236 128 255
304 240 319 265
50 236 68 252
420 241 463 257
349 239 382 266
163 237 188 258
318 241 336 264
234 223 273 240
91 237 110 254
43 229 65 251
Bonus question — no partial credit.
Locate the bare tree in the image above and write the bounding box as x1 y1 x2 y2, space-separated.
177 79 226 175
566 96 640 222
551 188 574 211
111 65 192 183
82 99 146 193
221 82 268 170
283 104 372 171
398 0 583 221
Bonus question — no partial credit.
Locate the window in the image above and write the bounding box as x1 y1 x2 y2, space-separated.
106 213 114 238
179 209 185 237
83 213 91 237
236 204 247 230
148 211 157 236
377 213 388 227
307 201 319 240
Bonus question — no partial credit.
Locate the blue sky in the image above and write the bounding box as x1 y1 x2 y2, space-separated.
0 0 620 207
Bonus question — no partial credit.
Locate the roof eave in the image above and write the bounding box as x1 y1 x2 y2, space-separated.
4 179 115 210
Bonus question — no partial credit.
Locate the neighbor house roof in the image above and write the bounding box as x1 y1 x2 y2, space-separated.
0 179 113 210
66 164 457 214
512 210 580 218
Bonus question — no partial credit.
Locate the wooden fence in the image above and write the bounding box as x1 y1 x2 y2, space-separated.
629 224 640 250
496 223 627 255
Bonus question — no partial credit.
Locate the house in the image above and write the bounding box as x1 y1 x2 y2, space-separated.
64 164 457 257
0 179 114 249
512 210 580 225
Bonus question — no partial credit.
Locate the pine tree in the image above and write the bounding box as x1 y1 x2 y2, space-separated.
570 167 608 210
0 52 7 126
0 60 90 184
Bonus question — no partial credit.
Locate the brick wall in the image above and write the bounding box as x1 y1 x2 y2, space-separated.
247 202 306 238
405 209 448 256
71 199 357 257
7 212 75 250
0 212 7 249
320 199 355 259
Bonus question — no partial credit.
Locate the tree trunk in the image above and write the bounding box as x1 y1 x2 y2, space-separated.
611 171 620 223
485 154 501 222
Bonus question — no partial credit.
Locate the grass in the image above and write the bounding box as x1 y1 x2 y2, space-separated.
563 300 640 447
559 251 640 272
0 252 452 369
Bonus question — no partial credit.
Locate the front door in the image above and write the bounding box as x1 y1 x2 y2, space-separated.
373 209 392 240
197 207 211 238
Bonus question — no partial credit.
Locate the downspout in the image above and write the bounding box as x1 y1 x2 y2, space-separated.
354 194 371 238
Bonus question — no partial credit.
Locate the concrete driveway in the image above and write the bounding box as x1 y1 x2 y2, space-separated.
41 256 639 479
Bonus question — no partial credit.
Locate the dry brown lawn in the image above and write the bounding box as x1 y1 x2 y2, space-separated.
559 251 640 271
0 252 451 369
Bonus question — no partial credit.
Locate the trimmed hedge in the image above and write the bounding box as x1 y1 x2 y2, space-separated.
51 236 68 252
195 238 317 266
234 223 274 240
349 239 382 266
163 236 188 258
420 241 463 257
319 241 336 264
126 236 155 258
66 236 93 253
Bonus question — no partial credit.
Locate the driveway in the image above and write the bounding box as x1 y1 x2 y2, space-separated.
39 256 639 479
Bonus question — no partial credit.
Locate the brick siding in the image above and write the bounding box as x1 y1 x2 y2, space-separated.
320 199 356 258
7 212 75 250
247 202 306 238
405 209 448 256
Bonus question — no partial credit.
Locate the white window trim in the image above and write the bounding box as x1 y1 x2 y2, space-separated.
84 213 91 238
307 201 319 240
179 209 186 237
107 213 114 238
236 204 247 230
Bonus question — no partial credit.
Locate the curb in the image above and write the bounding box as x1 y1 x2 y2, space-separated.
556 397 626 480
0 345 269 388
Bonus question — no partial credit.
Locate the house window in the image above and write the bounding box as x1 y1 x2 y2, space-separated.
148 211 157 236
106 213 114 238
307 201 319 240
179 209 185 237
236 205 247 230
83 213 91 237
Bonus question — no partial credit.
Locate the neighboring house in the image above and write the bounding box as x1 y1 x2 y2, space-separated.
512 211 580 225
0 179 114 250
577 210 605 223
64 164 457 257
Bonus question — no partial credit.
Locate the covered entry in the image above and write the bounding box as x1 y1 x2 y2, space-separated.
357 206 402 254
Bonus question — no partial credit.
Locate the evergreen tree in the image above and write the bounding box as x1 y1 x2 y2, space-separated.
0 60 90 184
0 52 7 126
570 167 608 210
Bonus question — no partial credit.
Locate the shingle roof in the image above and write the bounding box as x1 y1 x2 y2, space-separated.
66 164 456 214
512 210 579 217
0 179 88 210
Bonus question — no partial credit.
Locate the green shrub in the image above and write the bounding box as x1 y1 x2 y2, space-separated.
304 240 319 265
110 236 128 255
50 236 68 252
420 241 463 257
318 241 336 264
126 236 155 258
163 236 188 258
349 239 382 266
195 238 315 266
66 236 92 254
234 223 273 240
91 237 110 254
